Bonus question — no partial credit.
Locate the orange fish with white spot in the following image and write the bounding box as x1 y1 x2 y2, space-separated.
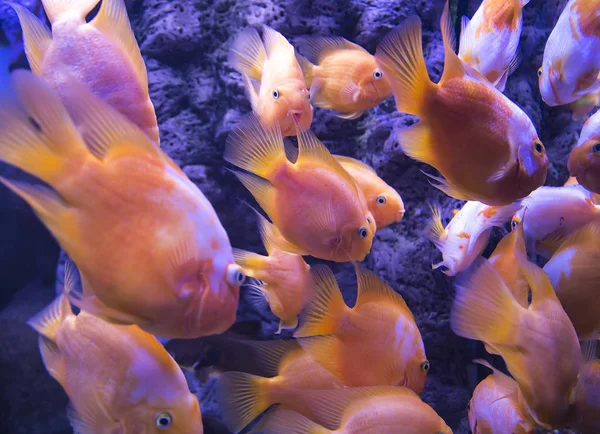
233 212 312 333
427 200 522 276
28 264 204 434
225 113 374 262
538 0 600 119
217 340 344 433
458 0 530 91
249 387 452 434
468 360 536 434
229 26 312 137
374 2 548 205
451 257 582 427
294 264 429 393
296 36 393 119
10 0 159 144
0 70 244 338
569 108 600 194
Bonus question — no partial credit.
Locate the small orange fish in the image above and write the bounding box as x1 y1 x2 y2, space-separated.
334 155 404 229
0 71 244 338
568 109 600 194
451 257 582 427
27 265 203 434
374 2 548 205
233 212 312 333
458 0 529 91
10 0 159 144
294 264 429 393
296 36 393 119
571 342 600 434
217 340 344 433
468 360 536 434
225 113 374 262
229 26 312 137
542 222 600 339
249 387 453 434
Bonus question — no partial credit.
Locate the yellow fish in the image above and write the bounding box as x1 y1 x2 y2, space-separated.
0 70 245 338
568 108 600 194
233 212 312 333
451 257 582 427
229 26 312 137
297 36 393 119
10 0 159 144
374 2 548 205
225 113 374 262
294 264 429 393
249 387 453 434
458 0 530 91
28 264 203 434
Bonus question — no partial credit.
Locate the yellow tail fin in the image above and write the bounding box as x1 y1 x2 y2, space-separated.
249 407 331 434
217 372 272 434
232 249 267 277
41 0 100 23
228 27 266 81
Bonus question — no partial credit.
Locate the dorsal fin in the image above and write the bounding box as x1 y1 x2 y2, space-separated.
262 25 293 59
228 27 266 81
440 1 466 84
333 154 377 175
474 359 519 397
301 36 368 64
581 340 598 363
354 264 411 316
9 3 52 76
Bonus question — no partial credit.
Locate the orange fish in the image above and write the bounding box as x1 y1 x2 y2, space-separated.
458 0 529 92
294 264 429 393
217 340 344 433
27 265 203 434
542 222 600 339
10 0 159 144
224 113 374 262
233 212 312 333
571 342 600 434
0 70 245 338
296 36 393 119
468 360 536 434
374 2 547 206
451 257 582 427
568 109 600 194
249 387 453 434
334 155 404 229
229 26 312 137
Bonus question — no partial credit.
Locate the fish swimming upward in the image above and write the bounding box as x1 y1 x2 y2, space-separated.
0 70 244 339
458 0 530 92
374 1 548 206
28 263 204 434
10 0 159 144
568 108 600 194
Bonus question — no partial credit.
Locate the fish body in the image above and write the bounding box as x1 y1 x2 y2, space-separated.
225 113 374 262
297 37 393 119
539 0 600 118
427 200 522 276
458 0 528 91
229 26 312 137
374 2 547 205
571 358 600 434
568 108 600 194
0 70 244 338
10 0 159 144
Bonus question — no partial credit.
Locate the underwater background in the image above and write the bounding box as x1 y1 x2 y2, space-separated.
0 0 585 433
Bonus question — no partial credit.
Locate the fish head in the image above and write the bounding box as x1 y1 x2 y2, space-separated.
339 215 375 261
516 136 548 197
262 79 312 136
371 187 405 229
357 61 393 103
128 393 204 433
405 354 429 394
568 138 600 195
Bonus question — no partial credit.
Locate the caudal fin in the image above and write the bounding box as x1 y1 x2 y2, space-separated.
41 0 100 23
249 407 331 434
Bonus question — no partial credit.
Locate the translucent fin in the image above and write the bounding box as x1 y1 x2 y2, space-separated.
262 25 293 59
425 201 447 251
301 36 368 65
296 334 345 382
354 264 411 316
440 1 466 84
581 340 598 363
8 3 51 75
333 154 377 175
233 249 267 276
230 170 278 221
396 122 436 166
254 209 308 255
249 406 331 434
458 16 473 59
41 0 100 23
296 54 315 87
27 294 72 343
228 27 266 81
38 336 65 385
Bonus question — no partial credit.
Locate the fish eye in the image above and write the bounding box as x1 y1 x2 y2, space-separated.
534 141 544 154
226 264 246 287
373 68 383 80
376 195 387 205
511 216 521 229
272 89 280 100
593 143 600 153
421 360 430 372
537 67 542 77
358 226 368 238
155 412 173 429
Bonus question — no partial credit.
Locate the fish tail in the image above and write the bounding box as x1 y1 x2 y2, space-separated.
296 54 315 87
232 248 267 275
228 27 266 81
217 372 272 434
295 265 347 337
250 407 331 434
425 202 446 251
451 258 523 348
41 0 100 23
374 14 433 116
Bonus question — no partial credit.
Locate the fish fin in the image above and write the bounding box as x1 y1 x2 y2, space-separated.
295 265 347 337
262 25 293 59
354 263 411 316
296 54 314 87
228 27 266 81
335 110 364 120
374 15 432 116
473 359 519 397
37 336 66 385
0 70 89 185
468 201 523 255
520 253 564 306
254 208 308 255
233 249 267 276
284 140 299 163
581 340 598 363
301 36 367 65
457 16 474 59
217 372 271 434
279 316 299 331
225 112 287 180
521 0 530 5
230 170 278 219
508 51 522 76
40 0 99 23
440 1 466 83
241 73 261 111
547 222 600 259
27 292 72 343
67 290 147 326
495 69 509 92
67 400 118 434
244 283 271 311
249 407 331 434
308 77 332 110
396 122 436 166
570 93 599 121
296 334 345 381
536 226 569 257
340 80 361 105
451 258 523 347
8 3 51 75
425 201 447 251
422 170 472 200
486 149 516 183
248 340 302 376
89 0 148 89
334 154 377 174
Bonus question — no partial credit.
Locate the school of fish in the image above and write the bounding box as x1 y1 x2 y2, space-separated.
2 0 600 433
